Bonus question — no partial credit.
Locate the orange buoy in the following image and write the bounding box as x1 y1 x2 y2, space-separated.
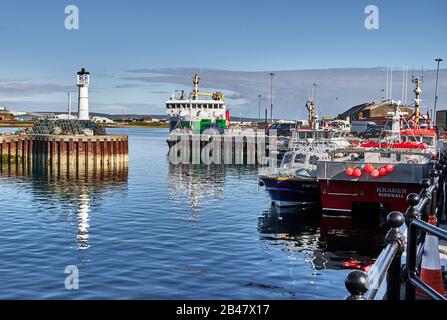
371 169 380 178
345 167 354 176
353 167 362 177
364 163 374 173
385 164 394 173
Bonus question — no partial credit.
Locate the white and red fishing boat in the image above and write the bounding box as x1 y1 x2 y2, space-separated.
259 99 351 207
317 77 440 221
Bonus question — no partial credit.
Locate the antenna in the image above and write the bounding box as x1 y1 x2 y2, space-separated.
401 66 405 103
386 66 389 100
421 64 424 82
389 66 393 101
67 92 72 120
404 66 409 105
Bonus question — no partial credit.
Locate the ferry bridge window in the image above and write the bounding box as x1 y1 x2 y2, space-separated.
299 132 306 139
380 153 391 158
167 104 171 109
192 104 197 109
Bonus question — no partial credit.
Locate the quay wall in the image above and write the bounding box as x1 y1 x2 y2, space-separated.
0 134 128 172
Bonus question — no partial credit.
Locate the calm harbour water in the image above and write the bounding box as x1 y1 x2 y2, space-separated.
0 128 385 299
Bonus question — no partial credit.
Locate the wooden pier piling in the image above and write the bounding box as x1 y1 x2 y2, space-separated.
0 134 128 173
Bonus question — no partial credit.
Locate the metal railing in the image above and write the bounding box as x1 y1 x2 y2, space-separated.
345 211 405 300
345 161 447 300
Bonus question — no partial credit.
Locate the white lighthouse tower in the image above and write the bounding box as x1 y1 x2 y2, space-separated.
77 68 90 120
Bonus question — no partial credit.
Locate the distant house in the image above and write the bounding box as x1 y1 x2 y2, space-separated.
16 113 47 121
0 107 14 121
91 116 115 124
143 117 160 123
55 114 78 120
337 101 414 125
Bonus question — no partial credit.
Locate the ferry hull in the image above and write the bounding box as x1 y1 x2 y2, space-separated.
260 176 320 207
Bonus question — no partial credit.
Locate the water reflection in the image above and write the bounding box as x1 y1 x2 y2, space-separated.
258 206 386 272
76 191 90 250
167 163 258 217
1 162 128 251
167 162 386 272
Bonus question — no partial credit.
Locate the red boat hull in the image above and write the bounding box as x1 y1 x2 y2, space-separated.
320 180 422 214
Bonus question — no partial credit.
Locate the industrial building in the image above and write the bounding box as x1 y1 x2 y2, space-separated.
436 110 447 128
337 101 414 125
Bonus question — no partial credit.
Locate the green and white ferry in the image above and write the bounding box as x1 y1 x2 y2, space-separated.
166 74 230 133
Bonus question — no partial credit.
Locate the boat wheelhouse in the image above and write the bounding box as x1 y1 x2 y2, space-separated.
288 129 352 151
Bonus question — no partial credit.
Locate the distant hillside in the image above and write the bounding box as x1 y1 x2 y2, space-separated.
39 111 278 123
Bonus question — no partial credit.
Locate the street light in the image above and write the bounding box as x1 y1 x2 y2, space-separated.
269 73 275 123
258 94 262 127
336 97 339 116
434 58 444 125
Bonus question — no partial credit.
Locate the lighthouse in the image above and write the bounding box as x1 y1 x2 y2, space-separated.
77 68 90 120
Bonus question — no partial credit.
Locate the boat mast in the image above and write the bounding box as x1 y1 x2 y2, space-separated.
412 75 423 125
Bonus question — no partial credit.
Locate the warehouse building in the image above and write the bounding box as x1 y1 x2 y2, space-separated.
337 101 414 125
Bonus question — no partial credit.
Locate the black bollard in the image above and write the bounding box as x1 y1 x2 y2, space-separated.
345 270 369 300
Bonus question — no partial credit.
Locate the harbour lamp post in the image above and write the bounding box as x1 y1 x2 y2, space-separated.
336 97 339 117
258 94 262 128
269 73 275 124
265 107 268 128
434 58 444 125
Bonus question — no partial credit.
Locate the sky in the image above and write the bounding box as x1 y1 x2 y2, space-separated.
0 0 446 118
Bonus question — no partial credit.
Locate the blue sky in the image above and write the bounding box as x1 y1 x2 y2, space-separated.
0 0 446 117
